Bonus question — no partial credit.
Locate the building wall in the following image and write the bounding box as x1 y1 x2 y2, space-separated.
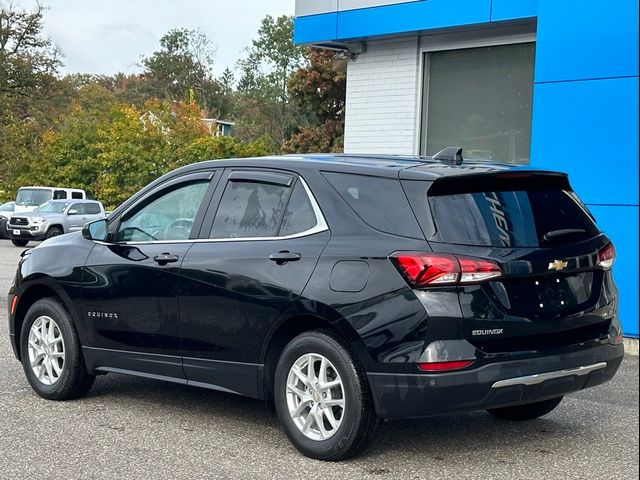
344 37 420 154
295 0 640 337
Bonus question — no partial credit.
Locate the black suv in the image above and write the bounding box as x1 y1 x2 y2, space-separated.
7 153 624 460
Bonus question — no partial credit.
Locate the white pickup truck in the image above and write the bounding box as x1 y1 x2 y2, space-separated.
14 186 87 213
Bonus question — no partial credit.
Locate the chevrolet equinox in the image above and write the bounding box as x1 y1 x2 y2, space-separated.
7 150 624 460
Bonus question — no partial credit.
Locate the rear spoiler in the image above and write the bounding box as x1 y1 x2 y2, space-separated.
425 171 571 197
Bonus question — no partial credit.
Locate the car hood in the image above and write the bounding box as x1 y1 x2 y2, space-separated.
33 230 83 250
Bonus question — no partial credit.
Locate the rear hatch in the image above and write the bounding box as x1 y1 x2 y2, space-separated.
401 169 615 352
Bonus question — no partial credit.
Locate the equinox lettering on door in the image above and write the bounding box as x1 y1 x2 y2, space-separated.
87 311 119 319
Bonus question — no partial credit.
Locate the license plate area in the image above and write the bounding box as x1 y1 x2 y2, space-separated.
13 229 20 236
504 272 596 317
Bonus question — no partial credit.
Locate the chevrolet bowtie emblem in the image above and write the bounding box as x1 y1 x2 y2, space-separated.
548 259 568 271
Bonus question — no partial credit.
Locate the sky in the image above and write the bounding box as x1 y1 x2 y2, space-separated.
14 0 295 77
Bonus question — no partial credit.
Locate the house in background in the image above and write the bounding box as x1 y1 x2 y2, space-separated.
202 118 235 137
293 0 639 338
168 101 235 137
141 105 235 137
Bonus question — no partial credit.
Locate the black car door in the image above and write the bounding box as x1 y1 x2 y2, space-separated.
178 168 330 397
81 171 219 380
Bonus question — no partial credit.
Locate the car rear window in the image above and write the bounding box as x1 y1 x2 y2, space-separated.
428 189 600 247
322 172 423 238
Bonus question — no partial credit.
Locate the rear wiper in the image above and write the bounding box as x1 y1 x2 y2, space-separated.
543 228 586 242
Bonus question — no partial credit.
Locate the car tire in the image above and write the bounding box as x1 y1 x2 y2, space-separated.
274 330 378 461
20 298 95 400
45 227 63 239
487 396 563 421
12 239 28 247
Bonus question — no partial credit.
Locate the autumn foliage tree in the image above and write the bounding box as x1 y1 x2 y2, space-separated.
283 49 346 153
0 5 348 206
20 97 271 209
0 1 68 198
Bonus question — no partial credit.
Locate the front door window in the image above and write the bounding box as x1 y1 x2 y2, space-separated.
117 181 209 242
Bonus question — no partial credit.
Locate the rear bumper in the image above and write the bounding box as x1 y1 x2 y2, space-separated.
367 343 624 419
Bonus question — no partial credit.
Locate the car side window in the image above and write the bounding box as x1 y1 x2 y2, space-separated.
211 180 292 239
84 203 101 215
117 181 209 242
71 192 83 199
322 171 423 238
69 203 85 215
280 182 317 236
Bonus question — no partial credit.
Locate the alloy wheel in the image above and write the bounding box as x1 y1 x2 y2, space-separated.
286 353 345 441
27 316 65 386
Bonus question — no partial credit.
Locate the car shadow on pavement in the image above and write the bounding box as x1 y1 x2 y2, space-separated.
82 371 581 460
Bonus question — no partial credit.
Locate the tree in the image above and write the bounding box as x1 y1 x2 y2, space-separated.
0 7 348 205
141 28 223 114
0 1 62 118
15 89 263 210
283 48 346 153
238 15 303 102
0 1 68 197
235 15 304 149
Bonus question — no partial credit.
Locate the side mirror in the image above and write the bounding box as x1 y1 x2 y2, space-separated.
82 218 109 242
68 209 78 216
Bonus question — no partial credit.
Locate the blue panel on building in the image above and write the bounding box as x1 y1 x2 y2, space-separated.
535 0 639 83
491 0 537 21
294 0 495 44
336 0 491 40
531 76 639 206
293 12 338 44
589 205 639 337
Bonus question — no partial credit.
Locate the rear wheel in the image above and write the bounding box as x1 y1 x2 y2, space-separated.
487 396 563 421
12 239 28 247
45 226 63 239
20 298 95 400
274 330 378 461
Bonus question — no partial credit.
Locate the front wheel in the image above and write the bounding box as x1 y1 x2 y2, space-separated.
487 396 563 421
45 226 63 239
274 330 378 461
12 239 28 247
20 298 95 400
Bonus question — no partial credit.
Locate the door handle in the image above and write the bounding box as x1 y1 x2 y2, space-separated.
269 251 301 265
153 253 179 266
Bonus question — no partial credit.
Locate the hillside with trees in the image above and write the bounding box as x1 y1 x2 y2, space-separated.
0 2 346 208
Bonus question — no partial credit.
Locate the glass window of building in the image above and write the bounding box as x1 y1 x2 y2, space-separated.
421 42 535 164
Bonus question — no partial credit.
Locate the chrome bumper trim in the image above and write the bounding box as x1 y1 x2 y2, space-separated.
491 362 607 389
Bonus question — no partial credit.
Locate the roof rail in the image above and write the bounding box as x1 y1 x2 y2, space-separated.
433 147 464 165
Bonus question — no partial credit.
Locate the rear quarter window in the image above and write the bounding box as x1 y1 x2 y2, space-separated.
322 172 423 238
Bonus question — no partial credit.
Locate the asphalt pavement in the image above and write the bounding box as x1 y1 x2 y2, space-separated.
0 240 638 480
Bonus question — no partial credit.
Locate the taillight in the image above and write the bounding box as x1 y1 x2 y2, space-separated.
459 257 503 283
392 253 460 286
417 360 474 372
390 252 502 287
597 242 616 270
